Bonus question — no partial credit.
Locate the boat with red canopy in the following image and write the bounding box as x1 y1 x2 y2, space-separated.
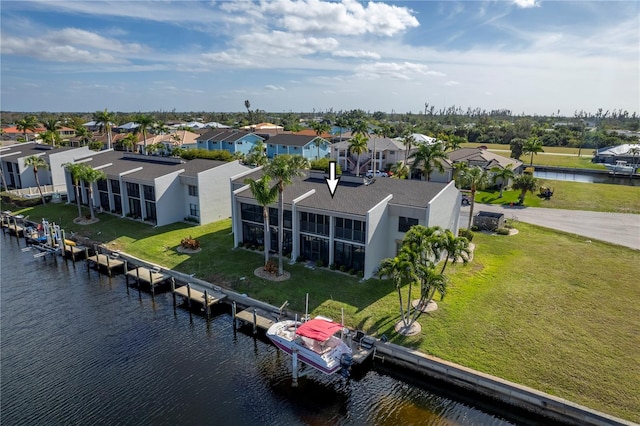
266 316 353 375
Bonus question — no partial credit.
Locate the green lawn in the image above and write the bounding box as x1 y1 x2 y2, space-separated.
477 181 640 214
4 202 640 422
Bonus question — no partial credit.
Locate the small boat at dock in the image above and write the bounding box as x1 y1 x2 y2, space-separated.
604 160 636 174
267 316 352 376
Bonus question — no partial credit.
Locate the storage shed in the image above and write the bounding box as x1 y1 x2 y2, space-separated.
473 211 505 231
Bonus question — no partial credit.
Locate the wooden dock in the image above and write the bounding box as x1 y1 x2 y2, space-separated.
63 244 86 261
126 266 168 286
234 307 279 333
173 284 227 318
87 253 125 276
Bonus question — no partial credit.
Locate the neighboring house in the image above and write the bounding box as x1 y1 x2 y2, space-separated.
230 170 461 279
240 122 283 131
204 122 231 129
0 142 92 194
264 133 330 161
58 126 76 138
64 150 252 226
142 130 200 153
116 122 140 133
593 144 640 164
82 121 114 132
438 148 524 184
1 126 46 141
331 137 407 175
196 130 264 156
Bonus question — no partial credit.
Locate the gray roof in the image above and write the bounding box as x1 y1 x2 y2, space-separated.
266 133 320 147
75 151 225 182
235 170 448 216
447 148 522 170
0 142 77 161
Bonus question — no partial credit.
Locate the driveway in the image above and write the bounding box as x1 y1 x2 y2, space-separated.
459 204 640 251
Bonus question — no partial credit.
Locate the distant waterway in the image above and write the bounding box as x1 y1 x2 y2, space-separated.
534 169 640 186
0 233 560 425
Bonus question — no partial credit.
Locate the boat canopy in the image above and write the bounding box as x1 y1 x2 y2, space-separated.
296 318 342 341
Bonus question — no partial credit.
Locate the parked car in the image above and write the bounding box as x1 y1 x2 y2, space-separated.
366 170 388 178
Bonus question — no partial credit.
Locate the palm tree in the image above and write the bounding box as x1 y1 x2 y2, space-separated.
42 118 60 133
120 133 138 152
63 162 87 219
400 133 416 163
459 166 489 229
334 116 349 143
80 166 107 220
348 133 368 176
244 100 252 124
135 114 155 155
23 155 49 205
264 154 307 276
409 141 447 181
311 121 331 160
434 229 471 274
523 137 544 166
74 125 92 146
245 140 268 166
627 146 640 169
93 109 115 150
16 116 38 142
512 173 538 205
244 175 279 267
490 164 515 198
390 161 410 179
377 254 415 328
452 162 469 187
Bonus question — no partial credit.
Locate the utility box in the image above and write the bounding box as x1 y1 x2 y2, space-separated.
473 211 505 231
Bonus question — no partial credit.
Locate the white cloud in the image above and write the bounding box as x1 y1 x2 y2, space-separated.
444 81 461 86
353 62 445 80
265 85 285 91
512 0 539 8
200 51 254 67
333 50 381 59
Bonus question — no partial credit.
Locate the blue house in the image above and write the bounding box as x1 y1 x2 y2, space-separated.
264 133 330 161
196 130 264 156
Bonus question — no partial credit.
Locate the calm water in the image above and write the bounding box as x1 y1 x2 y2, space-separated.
0 233 554 425
534 170 640 186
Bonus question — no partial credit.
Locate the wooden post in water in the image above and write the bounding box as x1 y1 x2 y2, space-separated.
292 349 299 387
186 284 192 309
149 269 154 300
252 308 257 334
171 278 176 307
204 290 210 319
124 260 129 286
85 247 90 273
106 254 111 277
232 301 237 329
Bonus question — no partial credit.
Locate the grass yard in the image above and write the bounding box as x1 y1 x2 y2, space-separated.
3 202 640 422
476 181 640 214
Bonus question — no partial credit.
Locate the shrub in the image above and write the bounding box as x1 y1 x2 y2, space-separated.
329 263 337 270
180 236 200 250
264 260 278 274
258 245 264 252
316 259 324 267
458 228 474 242
348 269 355 275
238 241 245 248
339 265 347 272
357 271 364 278
296 256 306 263
496 227 511 235
310 158 342 174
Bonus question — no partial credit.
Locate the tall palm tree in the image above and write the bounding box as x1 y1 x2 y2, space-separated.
452 162 469 187
23 155 49 205
409 142 447 181
512 173 539 205
16 116 38 142
334 116 349 143
523 137 544 166
80 166 107 220
135 114 155 155
93 109 115 150
245 140 268 166
400 133 416 163
63 162 87 219
120 133 138 152
434 229 471 274
244 100 252 124
348 133 368 176
311 121 331 160
627 146 640 169
490 164 515 198
74 125 92 146
42 118 61 133
244 175 279 267
377 254 415 328
459 166 489 229
264 154 307 276
390 160 410 179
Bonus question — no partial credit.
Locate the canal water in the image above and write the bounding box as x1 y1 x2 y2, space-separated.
534 170 639 186
0 233 556 425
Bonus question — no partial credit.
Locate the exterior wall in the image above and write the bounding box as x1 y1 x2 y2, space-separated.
302 139 330 161
198 161 251 224
428 169 453 183
154 170 185 227
388 204 429 246
426 181 461 235
17 154 47 188
49 147 92 192
266 143 305 158
364 195 392 279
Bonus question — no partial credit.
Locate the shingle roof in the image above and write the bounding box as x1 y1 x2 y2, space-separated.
235 170 448 216
447 148 522 170
266 133 321 147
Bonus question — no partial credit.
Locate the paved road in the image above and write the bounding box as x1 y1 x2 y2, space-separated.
459 204 640 251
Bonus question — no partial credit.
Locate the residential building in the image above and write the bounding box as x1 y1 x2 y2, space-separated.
594 143 640 164
264 133 330 161
231 170 461 279
65 150 251 226
331 137 407 176
196 130 264 157
427 147 524 184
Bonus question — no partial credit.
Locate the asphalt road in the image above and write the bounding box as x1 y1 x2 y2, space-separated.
459 204 640 251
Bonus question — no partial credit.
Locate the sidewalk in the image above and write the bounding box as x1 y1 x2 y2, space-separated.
459 204 640 250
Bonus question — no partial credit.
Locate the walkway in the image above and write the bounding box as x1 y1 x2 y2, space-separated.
459 204 640 251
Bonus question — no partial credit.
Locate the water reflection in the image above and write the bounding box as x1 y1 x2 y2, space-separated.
535 170 639 186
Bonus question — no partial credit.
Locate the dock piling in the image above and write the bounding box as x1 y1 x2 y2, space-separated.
186 284 192 309
149 269 155 299
252 308 257 334
171 278 176 308
232 301 237 329
292 349 299 387
204 290 210 319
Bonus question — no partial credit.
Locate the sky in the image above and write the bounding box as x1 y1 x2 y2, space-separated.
1 0 638 116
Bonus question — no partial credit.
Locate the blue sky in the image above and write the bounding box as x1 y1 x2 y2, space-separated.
1 0 638 115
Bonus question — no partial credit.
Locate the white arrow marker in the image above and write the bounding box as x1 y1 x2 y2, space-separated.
325 161 340 198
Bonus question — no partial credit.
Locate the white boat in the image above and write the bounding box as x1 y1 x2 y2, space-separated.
266 316 352 375
604 160 635 174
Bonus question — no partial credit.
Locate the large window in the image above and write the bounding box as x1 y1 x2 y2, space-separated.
110 179 120 194
242 223 264 247
126 182 140 198
241 203 263 223
335 217 365 243
398 216 419 233
189 203 199 217
300 235 329 264
97 179 108 191
269 208 292 229
188 185 198 197
300 212 329 236
145 201 156 222
334 241 365 272
143 185 155 201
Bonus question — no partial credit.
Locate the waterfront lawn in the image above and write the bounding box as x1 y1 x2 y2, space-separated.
6 202 640 422
477 180 640 214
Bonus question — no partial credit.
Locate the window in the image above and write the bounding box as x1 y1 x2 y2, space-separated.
334 241 365 272
110 179 120 194
335 217 365 243
300 212 329 236
97 179 108 191
269 208 292 229
189 203 199 217
188 185 198 197
143 185 155 201
398 216 419 232
240 203 263 223
126 182 140 198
